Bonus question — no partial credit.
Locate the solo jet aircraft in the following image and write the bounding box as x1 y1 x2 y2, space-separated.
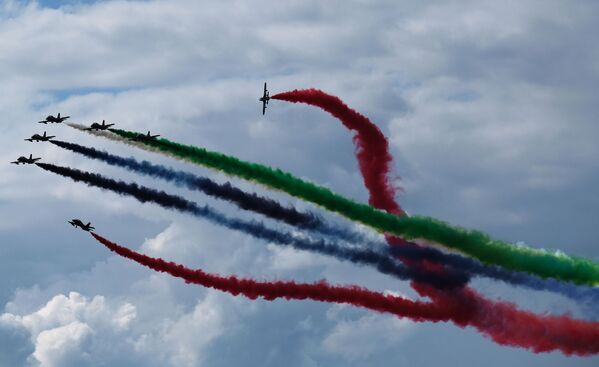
68 219 95 232
25 131 55 142
38 113 70 124
87 120 114 131
259 82 270 115
11 154 41 165
129 131 160 142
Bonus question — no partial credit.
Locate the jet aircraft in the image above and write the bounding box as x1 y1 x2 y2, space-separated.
25 131 55 142
259 82 270 115
129 131 160 142
68 219 95 232
38 113 70 124
87 120 115 131
11 154 41 165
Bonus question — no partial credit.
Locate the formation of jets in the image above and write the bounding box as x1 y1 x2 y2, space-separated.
16 113 110 233
129 131 160 142
15 83 273 233
25 131 55 142
38 113 70 124
11 154 41 165
86 120 115 131
68 219 95 231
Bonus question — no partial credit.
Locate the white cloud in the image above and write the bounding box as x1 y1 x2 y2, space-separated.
266 242 331 272
0 292 135 367
0 288 241 367
0 223 263 367
133 293 229 367
0 292 135 336
322 313 414 361
32 321 92 367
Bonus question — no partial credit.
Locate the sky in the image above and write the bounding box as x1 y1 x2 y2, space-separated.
0 0 598 366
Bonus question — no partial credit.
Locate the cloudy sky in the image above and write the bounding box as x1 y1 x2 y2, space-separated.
1 0 598 366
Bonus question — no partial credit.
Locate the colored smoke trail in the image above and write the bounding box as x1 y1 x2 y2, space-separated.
91 232 599 355
388 244 599 304
272 88 404 216
90 232 453 320
422 283 599 355
99 127 599 286
35 162 463 288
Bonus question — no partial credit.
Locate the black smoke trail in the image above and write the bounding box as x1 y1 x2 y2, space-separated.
36 162 466 289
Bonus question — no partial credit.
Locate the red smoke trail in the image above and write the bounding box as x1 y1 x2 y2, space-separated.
272 88 453 276
90 232 451 321
415 283 599 354
272 89 404 216
273 88 599 355
91 232 599 355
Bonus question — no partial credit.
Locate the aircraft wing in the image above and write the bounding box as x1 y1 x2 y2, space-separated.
262 103 266 115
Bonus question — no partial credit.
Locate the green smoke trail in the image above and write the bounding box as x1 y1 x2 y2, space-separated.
105 128 599 286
